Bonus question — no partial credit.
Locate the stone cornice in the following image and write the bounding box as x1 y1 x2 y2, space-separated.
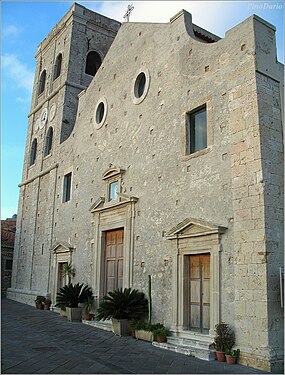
19 164 59 187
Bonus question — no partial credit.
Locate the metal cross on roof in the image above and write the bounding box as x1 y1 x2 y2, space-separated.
123 4 134 22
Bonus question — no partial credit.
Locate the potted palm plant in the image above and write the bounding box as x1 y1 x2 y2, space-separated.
55 283 94 321
96 288 148 336
214 322 235 362
82 296 95 321
64 262 75 284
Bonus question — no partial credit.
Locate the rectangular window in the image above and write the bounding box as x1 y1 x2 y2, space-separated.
186 105 207 154
63 172 72 203
5 259 13 270
108 181 118 201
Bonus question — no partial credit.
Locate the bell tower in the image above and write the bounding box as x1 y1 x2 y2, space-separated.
11 3 120 297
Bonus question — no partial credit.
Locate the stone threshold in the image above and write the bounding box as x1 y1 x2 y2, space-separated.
82 319 113 332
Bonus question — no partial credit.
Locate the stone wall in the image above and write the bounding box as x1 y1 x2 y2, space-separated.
8 4 283 373
1 219 16 295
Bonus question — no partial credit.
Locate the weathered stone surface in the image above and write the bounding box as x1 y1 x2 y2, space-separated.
7 4 284 373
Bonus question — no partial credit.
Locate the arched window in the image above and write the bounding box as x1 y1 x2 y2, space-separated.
85 51 102 76
30 138 37 166
38 70 46 96
44 127 53 156
53 53 62 80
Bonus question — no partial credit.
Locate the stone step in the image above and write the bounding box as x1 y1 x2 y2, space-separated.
167 334 214 350
82 319 113 332
152 341 216 361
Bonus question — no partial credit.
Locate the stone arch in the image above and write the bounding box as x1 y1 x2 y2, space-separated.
53 53 62 80
44 127 53 156
30 138 37 166
85 51 102 76
38 70 46 95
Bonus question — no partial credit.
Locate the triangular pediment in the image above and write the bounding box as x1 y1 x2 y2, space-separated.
89 197 105 212
166 218 227 239
51 241 74 253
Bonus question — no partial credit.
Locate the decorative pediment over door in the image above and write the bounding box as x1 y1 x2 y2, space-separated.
51 241 74 254
51 241 74 303
166 217 227 336
166 217 227 239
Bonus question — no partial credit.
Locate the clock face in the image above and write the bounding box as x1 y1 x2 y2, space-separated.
35 119 40 132
49 103 56 122
39 108 48 129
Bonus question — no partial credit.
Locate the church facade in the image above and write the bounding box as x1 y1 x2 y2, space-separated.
8 3 284 372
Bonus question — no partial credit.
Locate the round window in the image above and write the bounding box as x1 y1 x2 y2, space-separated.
93 97 108 129
132 68 150 105
96 102 105 124
134 72 146 98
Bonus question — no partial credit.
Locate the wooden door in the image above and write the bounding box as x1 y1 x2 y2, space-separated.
58 262 67 291
189 254 210 333
104 229 124 294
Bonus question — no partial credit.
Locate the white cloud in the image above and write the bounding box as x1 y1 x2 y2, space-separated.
2 54 34 93
87 1 234 39
85 1 266 39
3 24 21 38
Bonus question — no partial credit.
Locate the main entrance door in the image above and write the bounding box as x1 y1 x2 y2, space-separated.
104 229 124 294
188 254 210 333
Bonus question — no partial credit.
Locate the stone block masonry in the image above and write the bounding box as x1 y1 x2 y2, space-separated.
8 4 283 373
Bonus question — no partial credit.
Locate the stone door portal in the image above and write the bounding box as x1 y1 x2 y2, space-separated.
104 229 124 294
58 262 67 291
189 254 210 333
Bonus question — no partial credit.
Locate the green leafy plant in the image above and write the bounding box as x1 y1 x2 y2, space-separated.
153 326 169 341
84 295 95 313
64 262 74 284
96 288 148 321
55 283 93 308
130 320 164 332
130 320 144 331
214 322 235 352
35 296 46 304
154 326 169 336
58 304 66 311
226 349 240 356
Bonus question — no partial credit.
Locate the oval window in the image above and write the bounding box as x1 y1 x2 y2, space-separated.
96 102 105 124
94 97 108 129
132 68 150 105
134 72 146 98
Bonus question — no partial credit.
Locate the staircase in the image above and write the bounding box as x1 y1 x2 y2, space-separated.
152 332 216 361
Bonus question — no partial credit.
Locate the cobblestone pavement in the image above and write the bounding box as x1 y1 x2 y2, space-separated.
1 298 268 374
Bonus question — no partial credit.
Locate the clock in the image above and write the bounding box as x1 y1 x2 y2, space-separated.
34 119 40 132
39 107 48 129
48 103 56 122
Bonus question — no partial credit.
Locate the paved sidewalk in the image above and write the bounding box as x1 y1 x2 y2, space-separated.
1 298 268 374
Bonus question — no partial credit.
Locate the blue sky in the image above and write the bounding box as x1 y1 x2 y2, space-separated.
1 1 284 219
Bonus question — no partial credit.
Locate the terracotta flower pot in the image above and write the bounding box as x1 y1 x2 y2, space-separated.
216 351 226 362
35 304 44 310
156 334 167 343
82 312 94 321
130 329 136 338
225 355 237 365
